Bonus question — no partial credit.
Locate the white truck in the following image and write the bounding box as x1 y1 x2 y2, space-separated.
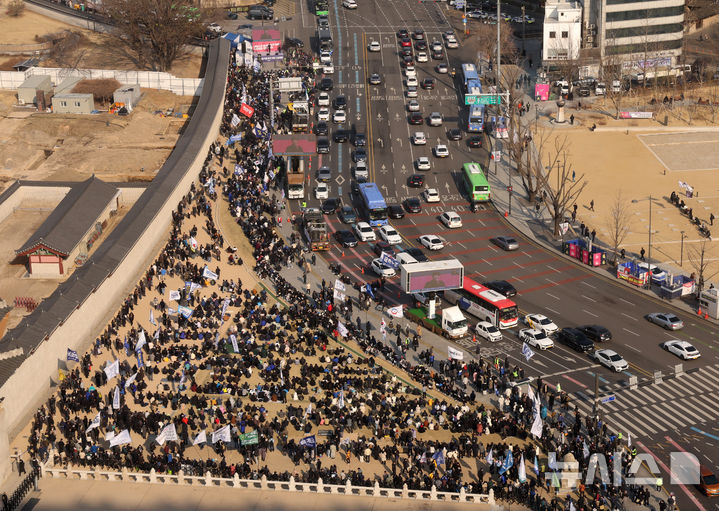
286 156 305 200
441 306 469 338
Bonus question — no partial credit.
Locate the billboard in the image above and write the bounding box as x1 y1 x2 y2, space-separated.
401 259 464 294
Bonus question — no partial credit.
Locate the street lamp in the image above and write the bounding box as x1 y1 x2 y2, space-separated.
680 231 686 267
521 5 526 56
632 195 654 269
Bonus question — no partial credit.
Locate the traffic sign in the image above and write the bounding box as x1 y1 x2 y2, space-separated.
506 186 512 192
601 395 616 403
465 94 501 106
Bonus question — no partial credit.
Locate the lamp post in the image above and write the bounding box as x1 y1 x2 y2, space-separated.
632 195 654 272
521 5 526 56
680 231 686 267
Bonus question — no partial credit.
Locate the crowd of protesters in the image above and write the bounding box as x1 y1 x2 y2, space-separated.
20 52 669 511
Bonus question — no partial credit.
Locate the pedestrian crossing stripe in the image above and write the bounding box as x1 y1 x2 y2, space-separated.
572 364 719 437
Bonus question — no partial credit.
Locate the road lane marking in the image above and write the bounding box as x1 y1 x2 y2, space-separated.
619 297 635 306
581 294 596 302
621 312 636 321
546 292 560 300
583 309 599 317
625 344 641 353
623 328 640 336
546 306 560 315
581 281 597 289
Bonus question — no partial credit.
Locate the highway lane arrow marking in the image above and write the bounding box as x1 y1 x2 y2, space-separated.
445 181 450 192
402 184 408 194
377 113 383 120
377 138 384 148
400 164 407 174
395 113 400 120
381 184 388 194
390 87 396 94
380 164 388 174
395 138 403 147
356 114 361 121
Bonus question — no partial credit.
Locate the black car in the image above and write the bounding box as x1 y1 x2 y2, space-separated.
315 121 328 136
397 28 409 38
408 174 424 187
578 325 612 342
369 73 382 85
404 197 422 213
414 40 428 51
409 112 424 125
400 47 414 58
333 130 349 143
335 230 358 247
483 280 517 297
447 128 463 141
402 247 429 262
401 55 414 67
321 198 340 215
557 328 595 352
388 204 405 219
319 78 334 91
431 49 444 60
354 133 366 147
421 78 435 90
284 37 304 48
350 180 362 197
339 205 357 223
333 95 347 110
316 138 330 154
467 136 483 148
353 148 367 162
373 241 396 256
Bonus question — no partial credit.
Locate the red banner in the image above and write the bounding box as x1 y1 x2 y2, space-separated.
239 103 255 118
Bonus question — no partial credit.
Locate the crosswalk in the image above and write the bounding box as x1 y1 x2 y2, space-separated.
573 364 719 438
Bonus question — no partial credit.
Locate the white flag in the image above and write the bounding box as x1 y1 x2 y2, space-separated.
627 432 631 447
202 266 218 280
193 430 207 445
154 328 160 340
113 386 120 409
527 383 538 406
212 424 231 444
531 409 543 438
387 305 404 319
149 309 156 326
522 342 535 362
230 334 239 353
124 372 138 389
333 288 346 301
231 113 241 127
109 429 132 447
156 423 178 445
337 321 348 338
169 290 181 301
334 279 346 292
104 359 120 380
85 412 101 434
518 453 527 483
135 330 147 352
448 346 464 360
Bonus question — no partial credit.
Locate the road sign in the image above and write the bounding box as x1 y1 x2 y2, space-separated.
601 395 616 403
506 186 512 192
491 151 502 161
465 94 501 106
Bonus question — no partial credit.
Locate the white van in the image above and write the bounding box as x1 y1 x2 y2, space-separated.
396 252 418 266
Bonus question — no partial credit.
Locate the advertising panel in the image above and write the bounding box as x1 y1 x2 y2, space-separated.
401 259 464 294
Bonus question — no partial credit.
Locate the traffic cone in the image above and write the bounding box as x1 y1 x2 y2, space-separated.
705 313 709 320
698 306 702 316
504 211 508 217
361 267 365 274
342 251 345 257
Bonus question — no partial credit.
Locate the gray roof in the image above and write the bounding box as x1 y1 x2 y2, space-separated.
19 75 51 90
16 176 119 257
0 39 231 388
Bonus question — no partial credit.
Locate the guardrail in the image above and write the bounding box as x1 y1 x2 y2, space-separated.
4 467 40 511
40 465 495 505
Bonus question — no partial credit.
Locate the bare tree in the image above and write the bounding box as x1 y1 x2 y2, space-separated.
688 239 719 296
600 44 628 119
102 0 205 72
540 135 587 236
605 191 631 264
471 20 516 83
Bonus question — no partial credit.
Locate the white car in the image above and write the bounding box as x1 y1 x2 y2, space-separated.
317 92 330 106
408 100 420 112
436 63 449 74
406 86 418 98
320 51 332 64
354 222 376 242
416 157 431 171
405 66 417 79
429 112 443 126
414 292 442 307
662 340 701 360
317 108 330 121
419 234 445 250
594 349 629 372
440 211 462 228
333 110 346 123
315 183 329 199
370 258 396 277
523 313 558 335
207 23 223 34
323 64 334 74
434 144 449 158
519 328 554 350
416 51 428 63
475 321 502 342
406 76 418 88
343 0 357 8
637 262 667 283
368 40 381 52
379 225 402 245
413 132 426 145
424 188 440 203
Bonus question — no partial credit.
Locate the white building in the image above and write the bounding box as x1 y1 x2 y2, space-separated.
543 0 583 62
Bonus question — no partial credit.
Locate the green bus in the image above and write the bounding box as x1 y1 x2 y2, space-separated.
315 0 329 15
463 162 490 202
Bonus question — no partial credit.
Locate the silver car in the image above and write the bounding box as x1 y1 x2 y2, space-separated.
492 235 519 251
646 312 684 330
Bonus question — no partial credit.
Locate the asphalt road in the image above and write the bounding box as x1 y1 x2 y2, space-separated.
284 0 719 507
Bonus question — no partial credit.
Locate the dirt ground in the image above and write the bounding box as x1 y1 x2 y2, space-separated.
0 9 203 78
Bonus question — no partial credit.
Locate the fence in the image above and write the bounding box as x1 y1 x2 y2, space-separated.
40 466 495 505
13 297 38 312
4 467 40 511
0 68 203 96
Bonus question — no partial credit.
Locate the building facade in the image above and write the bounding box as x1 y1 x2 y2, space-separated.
543 0 583 62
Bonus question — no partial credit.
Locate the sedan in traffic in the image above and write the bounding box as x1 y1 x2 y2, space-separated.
353 222 376 242
421 77 435 89
484 280 517 297
416 157 431 171
436 63 449 74
402 247 428 262
519 329 554 350
409 112 424 125
339 205 357 224
434 144 449 158
594 349 629 372
370 258 396 277
373 241 396 257
492 235 519 251
388 205 405 219
424 188 440 202
379 225 402 245
646 312 684 330
476 321 502 342
321 198 340 215
447 128 463 141
369 73 382 85
368 40 381 52
523 313 558 335
662 340 700 360
335 230 358 248
404 197 422 213
468 136 483 148
408 174 425 187
419 234 445 251
578 325 612 342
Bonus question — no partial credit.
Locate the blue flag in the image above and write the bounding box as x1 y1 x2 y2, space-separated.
124 336 130 356
66 348 79 362
432 450 445 465
299 435 316 448
534 455 539 475
364 284 375 300
499 449 514 475
136 350 145 368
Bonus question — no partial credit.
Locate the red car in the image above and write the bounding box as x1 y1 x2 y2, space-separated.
421 78 435 90
408 174 425 187
400 37 412 47
408 112 423 125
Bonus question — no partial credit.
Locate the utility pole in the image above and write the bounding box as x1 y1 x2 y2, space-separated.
680 231 686 267
522 5 526 56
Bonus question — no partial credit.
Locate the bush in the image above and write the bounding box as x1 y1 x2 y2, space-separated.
6 0 25 16
72 78 122 105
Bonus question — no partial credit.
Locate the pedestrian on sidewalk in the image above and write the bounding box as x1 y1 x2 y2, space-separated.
591 229 596 242
711 212 715 226
640 247 646 261
590 200 595 211
570 114 574 125
572 170 575 182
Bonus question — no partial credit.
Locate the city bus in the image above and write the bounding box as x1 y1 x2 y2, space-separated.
315 0 329 16
462 162 490 202
444 276 518 328
468 104 485 132
358 182 388 227
461 63 479 89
